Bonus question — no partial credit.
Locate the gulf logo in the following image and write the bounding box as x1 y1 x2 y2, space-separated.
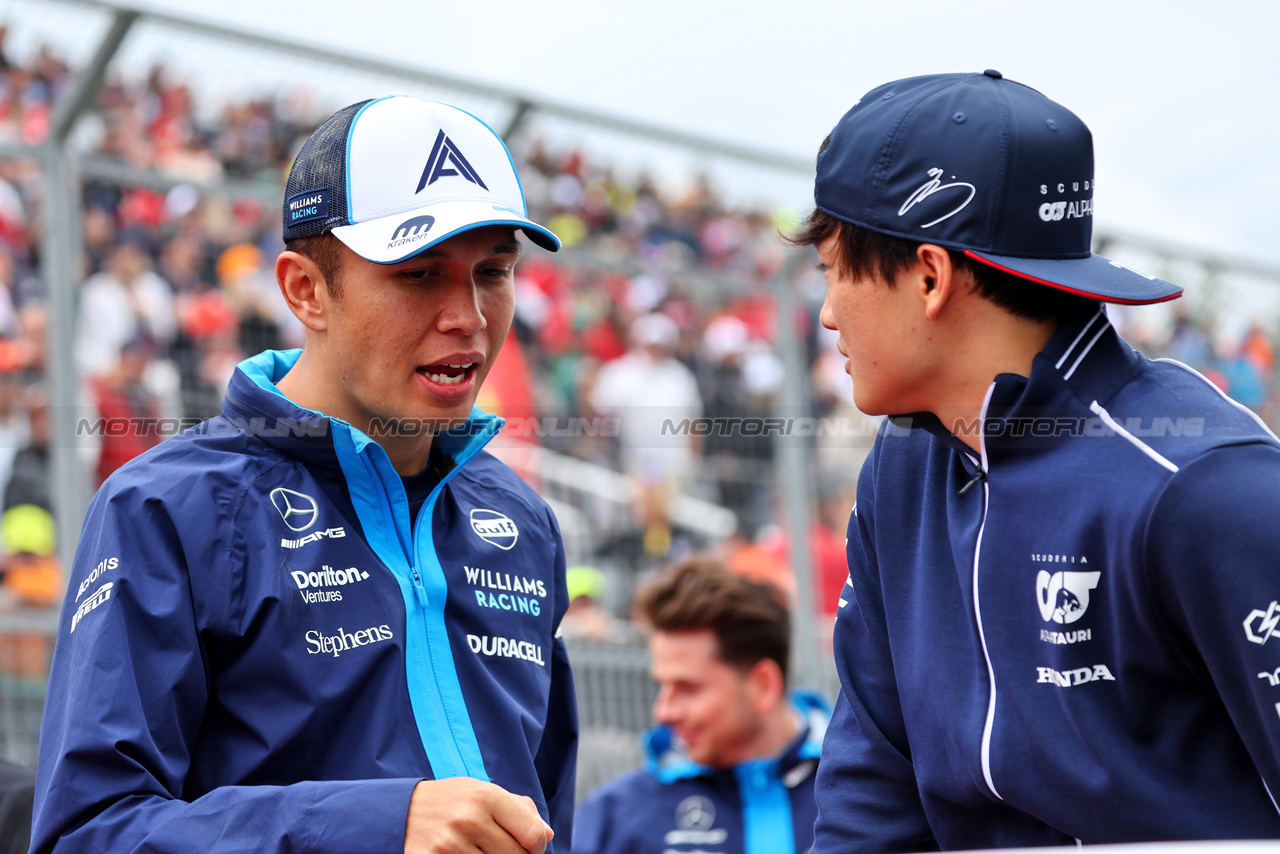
470 508 519 550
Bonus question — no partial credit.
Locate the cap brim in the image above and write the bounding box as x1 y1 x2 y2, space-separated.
964 250 1182 305
331 199 560 264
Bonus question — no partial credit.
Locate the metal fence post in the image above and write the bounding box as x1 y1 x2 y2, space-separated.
40 7 136 577
771 251 822 691
39 146 88 579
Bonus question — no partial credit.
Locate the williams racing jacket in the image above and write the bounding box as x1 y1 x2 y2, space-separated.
813 305 1280 851
32 349 578 853
572 691 829 854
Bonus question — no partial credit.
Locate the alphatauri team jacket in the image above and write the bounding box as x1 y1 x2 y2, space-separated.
31 350 578 854
573 691 830 854
813 306 1280 852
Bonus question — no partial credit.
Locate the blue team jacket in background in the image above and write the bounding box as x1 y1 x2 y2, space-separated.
573 691 830 854
814 307 1280 851
31 350 578 853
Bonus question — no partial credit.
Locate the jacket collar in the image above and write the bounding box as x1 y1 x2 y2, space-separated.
891 303 1139 454
223 349 504 467
643 689 831 783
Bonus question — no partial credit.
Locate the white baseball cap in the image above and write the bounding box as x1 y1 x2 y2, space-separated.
282 95 560 262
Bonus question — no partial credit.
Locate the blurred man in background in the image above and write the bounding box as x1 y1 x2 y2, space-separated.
33 95 576 854
572 557 829 854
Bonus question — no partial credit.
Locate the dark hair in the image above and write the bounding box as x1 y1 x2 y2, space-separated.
634 557 790 683
786 136 1096 323
284 232 344 299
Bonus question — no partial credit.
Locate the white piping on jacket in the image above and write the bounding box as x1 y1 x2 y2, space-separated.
1063 323 1108 381
1089 401 1179 473
971 381 1003 800
1055 307 1106 371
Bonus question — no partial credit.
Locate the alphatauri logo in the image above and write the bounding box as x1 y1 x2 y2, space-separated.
470 509 518 550
1036 570 1100 624
270 488 318 532
1245 601 1280 645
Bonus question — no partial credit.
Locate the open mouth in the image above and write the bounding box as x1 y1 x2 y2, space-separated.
417 362 477 386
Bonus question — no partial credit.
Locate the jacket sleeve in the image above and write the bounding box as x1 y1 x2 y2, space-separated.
567 786 610 854
812 441 939 854
31 481 420 854
536 506 579 851
1144 441 1280 797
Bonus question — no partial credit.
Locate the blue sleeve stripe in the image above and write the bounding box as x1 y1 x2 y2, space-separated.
736 759 796 854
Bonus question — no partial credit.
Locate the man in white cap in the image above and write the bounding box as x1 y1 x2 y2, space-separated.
33 96 576 854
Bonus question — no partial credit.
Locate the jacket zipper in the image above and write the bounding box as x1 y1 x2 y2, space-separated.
970 382 1003 801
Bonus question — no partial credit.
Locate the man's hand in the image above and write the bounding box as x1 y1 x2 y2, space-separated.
405 778 554 854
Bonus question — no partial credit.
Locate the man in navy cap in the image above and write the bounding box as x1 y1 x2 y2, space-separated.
791 71 1280 850
33 96 576 854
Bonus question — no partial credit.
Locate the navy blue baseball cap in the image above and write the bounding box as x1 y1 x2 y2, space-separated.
815 70 1180 304
283 95 559 263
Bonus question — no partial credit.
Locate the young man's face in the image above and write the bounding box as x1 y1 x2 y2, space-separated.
816 230 934 417
314 226 519 434
649 628 765 768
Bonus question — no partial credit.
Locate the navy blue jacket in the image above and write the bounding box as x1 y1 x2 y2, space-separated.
814 307 1280 851
573 691 829 854
32 350 578 853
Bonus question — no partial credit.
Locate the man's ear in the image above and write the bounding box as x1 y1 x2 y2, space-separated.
276 250 328 332
912 243 960 322
745 658 786 715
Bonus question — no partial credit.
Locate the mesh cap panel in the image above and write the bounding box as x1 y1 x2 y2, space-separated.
281 99 370 241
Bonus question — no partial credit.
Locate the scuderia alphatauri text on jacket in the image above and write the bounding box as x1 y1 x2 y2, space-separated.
32 349 578 854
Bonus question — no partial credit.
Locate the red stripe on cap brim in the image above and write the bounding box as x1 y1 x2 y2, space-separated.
963 250 1183 305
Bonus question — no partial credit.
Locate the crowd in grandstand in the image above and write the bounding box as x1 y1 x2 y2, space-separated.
0 30 1272 620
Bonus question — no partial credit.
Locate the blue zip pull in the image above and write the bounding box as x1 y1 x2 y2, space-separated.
412 569 428 606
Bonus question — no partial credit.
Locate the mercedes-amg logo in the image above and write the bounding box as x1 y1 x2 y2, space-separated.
270 488 319 532
675 795 714 830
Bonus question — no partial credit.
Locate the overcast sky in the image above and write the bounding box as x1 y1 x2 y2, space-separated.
5 0 1279 270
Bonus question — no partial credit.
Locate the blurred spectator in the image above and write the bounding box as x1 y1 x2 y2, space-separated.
589 312 703 481
561 565 626 642
588 312 703 563
0 385 59 689
89 334 165 487
76 237 177 373
173 289 241 420
0 366 27 494
698 314 778 539
216 242 302 354
0 503 59 609
2 383 48 514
